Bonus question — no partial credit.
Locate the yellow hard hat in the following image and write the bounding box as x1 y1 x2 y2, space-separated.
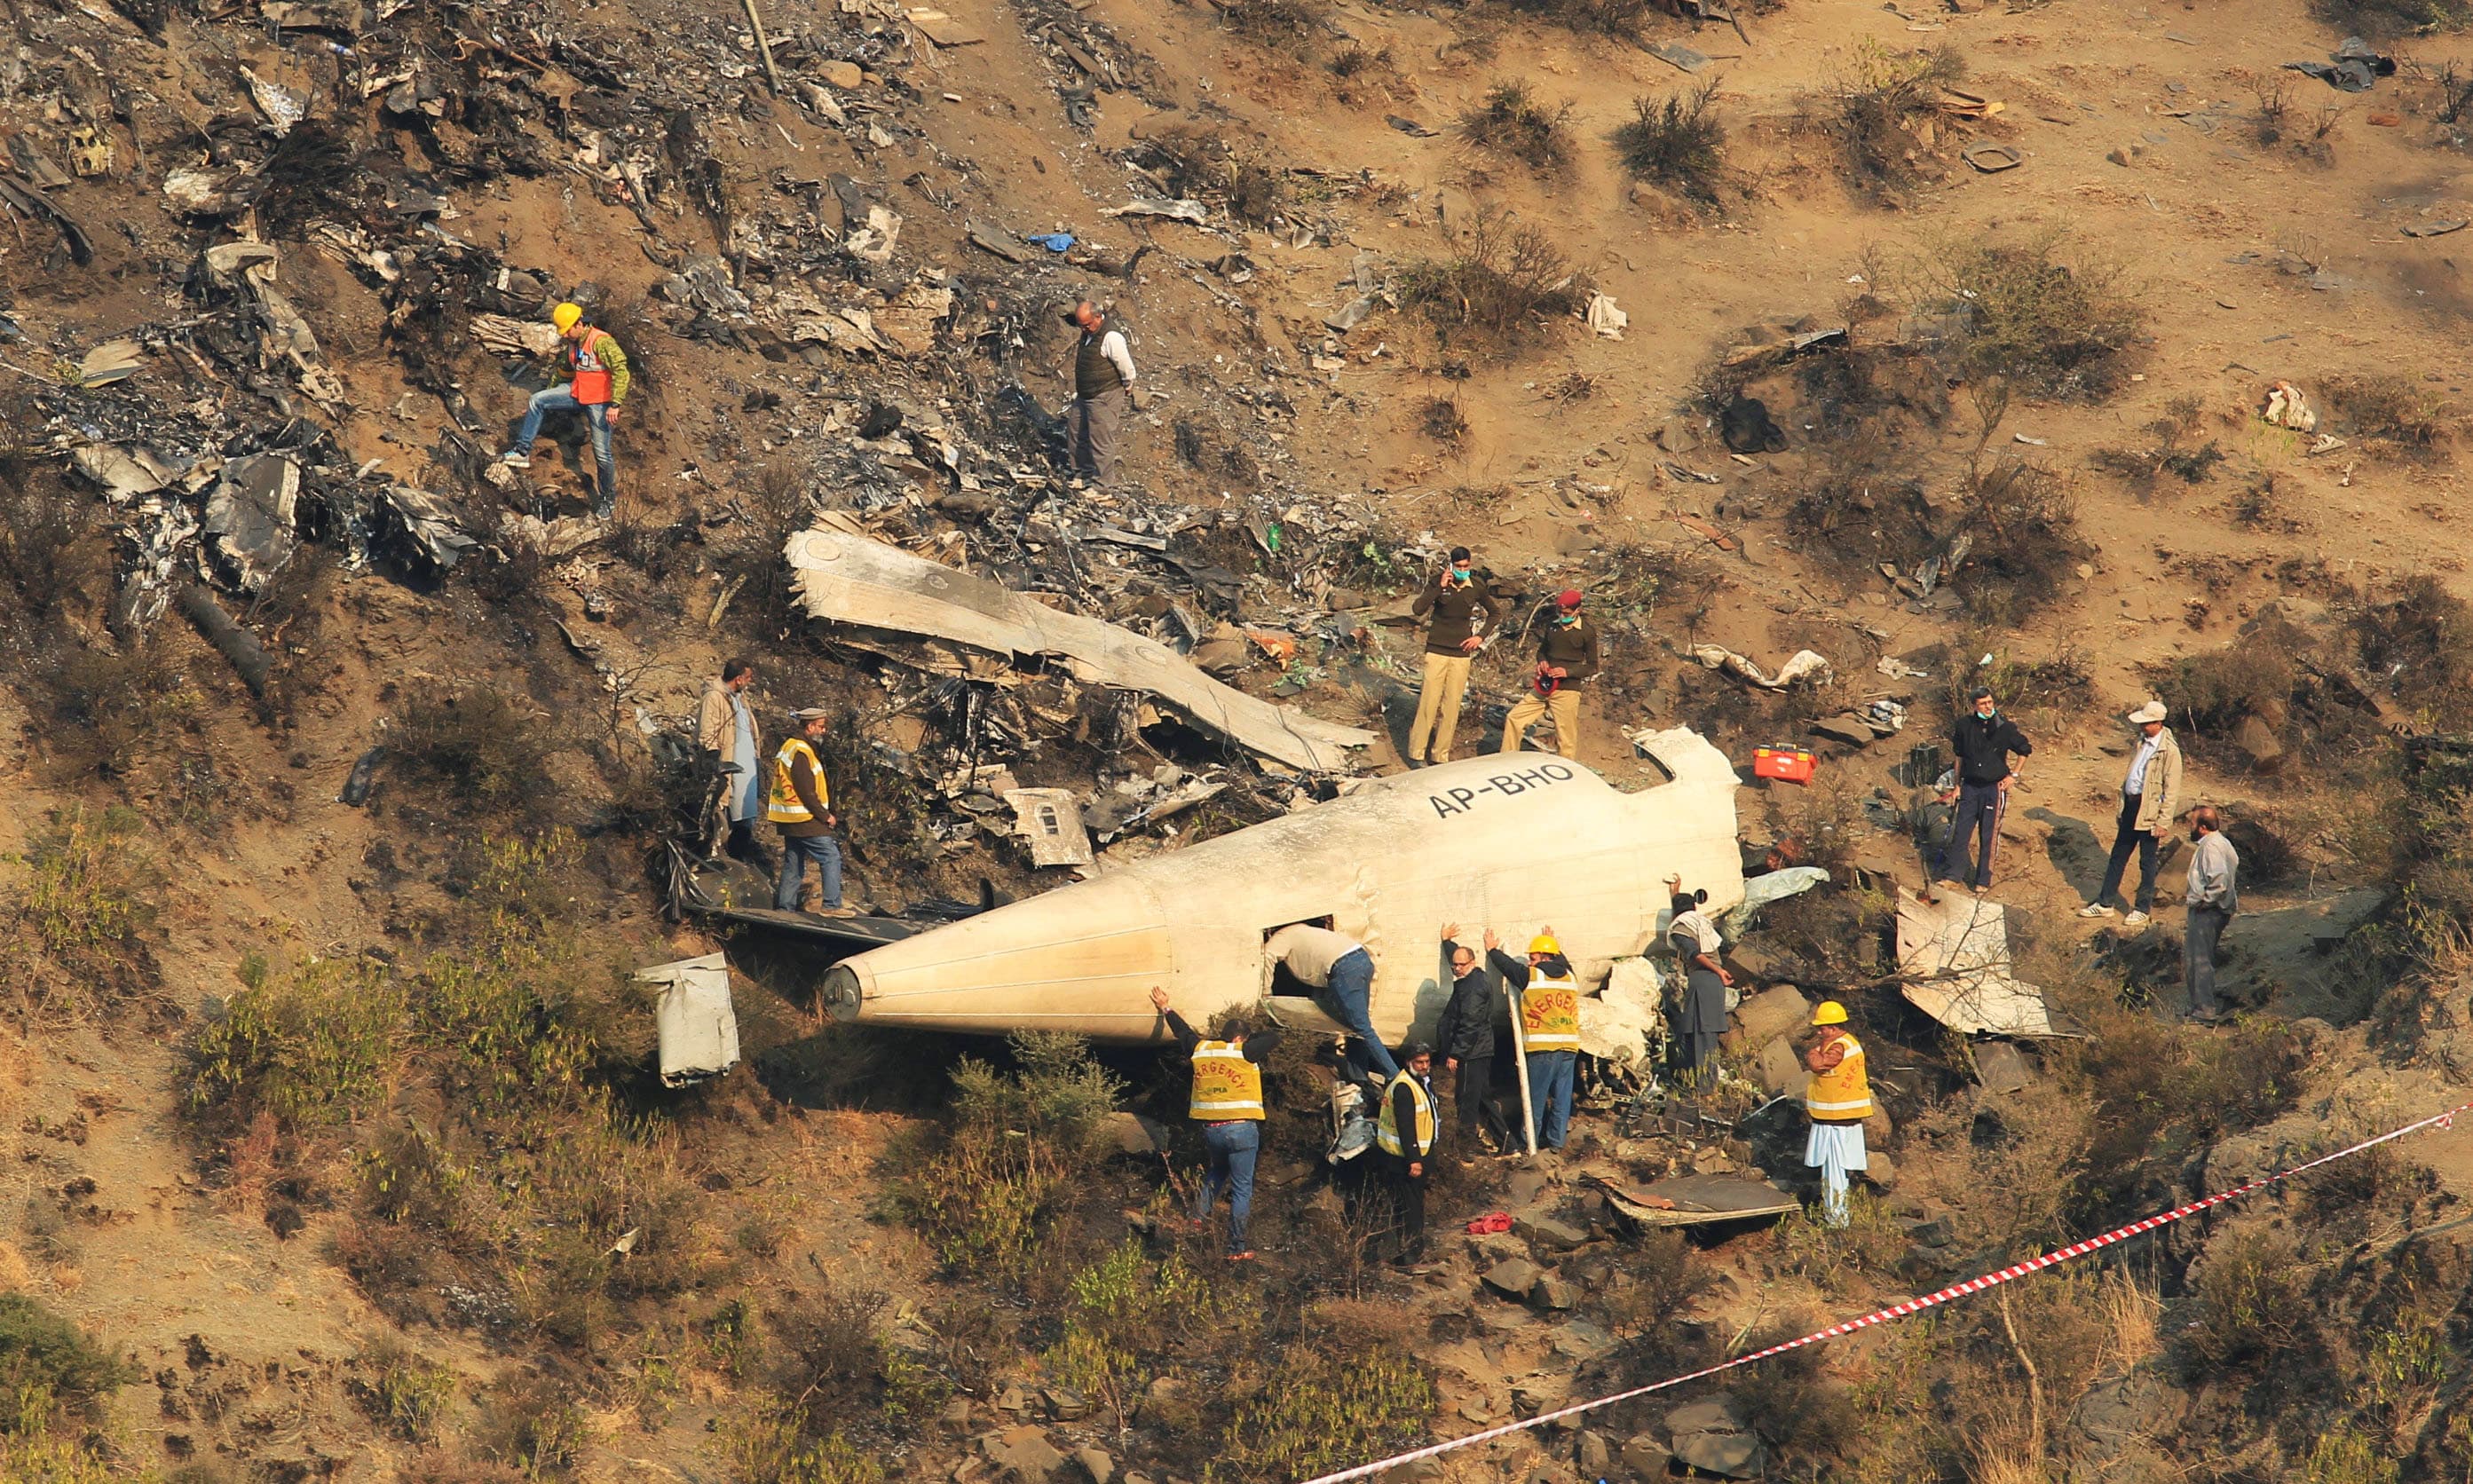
1529 934 1560 956
550 302 585 333
1811 1000 1848 1026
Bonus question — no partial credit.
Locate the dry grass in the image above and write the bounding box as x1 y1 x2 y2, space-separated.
1613 83 1727 203
1801 43 1967 202
1920 234 2145 400
1397 206 1584 347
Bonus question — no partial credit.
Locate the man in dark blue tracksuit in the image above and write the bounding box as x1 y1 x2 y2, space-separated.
1932 686 2032 897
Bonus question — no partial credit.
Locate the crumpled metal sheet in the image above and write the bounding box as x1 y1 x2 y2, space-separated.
1896 888 2086 1038
202 453 300 591
636 952 741 1087
1577 954 1667 1064
786 527 1373 772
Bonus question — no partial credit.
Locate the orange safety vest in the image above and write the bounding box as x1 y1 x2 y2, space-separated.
1805 1031 1873 1124
1189 1042 1265 1121
1521 969 1581 1054
566 328 619 406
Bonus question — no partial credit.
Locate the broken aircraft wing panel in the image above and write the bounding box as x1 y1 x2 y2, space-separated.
1895 888 2085 1038
822 745 1745 1043
785 528 1374 773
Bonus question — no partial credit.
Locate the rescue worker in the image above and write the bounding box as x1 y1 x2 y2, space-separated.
1483 926 1581 1153
1801 1000 1871 1228
695 657 763 864
1434 925 1501 1156
1375 1042 1439 1264
1065 299 1136 485
768 707 852 916
1404 549 1503 766
1666 885 1731 1078
1498 588 1597 759
1265 920 1398 1082
1150 985 1283 1261
502 301 631 519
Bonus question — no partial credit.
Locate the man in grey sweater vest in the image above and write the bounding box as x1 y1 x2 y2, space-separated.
2185 806 2240 1022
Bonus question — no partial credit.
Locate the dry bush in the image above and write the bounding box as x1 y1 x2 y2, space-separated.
1801 43 1967 202
1726 1314 1862 1472
1328 43 1402 107
2155 637 2300 734
1614 83 1727 202
34 636 209 781
2088 396 2225 494
390 680 556 815
1458 83 1576 171
1953 461 2093 627
2351 576 2473 726
1503 0 1655 36
2327 374 2451 451
1922 235 2145 400
0 466 106 620
1220 0 1327 53
1964 643 2097 733
2312 0 2473 38
1126 125 1287 226
1397 206 1584 347
1416 396 1467 442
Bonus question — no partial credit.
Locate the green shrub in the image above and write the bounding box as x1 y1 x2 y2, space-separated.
1211 1348 1434 1483
2177 1227 2311 1372
2304 1424 2398 1484
0 1294 133 1435
1614 84 1726 201
356 1342 458 1443
189 957 407 1129
1047 1240 1252 1429
1922 235 2144 399
8 805 158 1018
726 1404 888 1484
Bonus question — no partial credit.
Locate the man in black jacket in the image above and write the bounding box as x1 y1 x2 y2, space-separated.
1376 1044 1439 1264
1932 686 2032 897
1434 927 1500 1156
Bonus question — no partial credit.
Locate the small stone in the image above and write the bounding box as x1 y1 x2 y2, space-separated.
821 59 865 89
1043 1386 1090 1423
1575 1432 1613 1476
1074 1448 1115 1484
1907 1216 1954 1248
1621 1433 1673 1480
1863 1150 1898 1189
983 1427 1068 1483
1531 1276 1577 1311
2076 563 2096 580
1325 588 1370 611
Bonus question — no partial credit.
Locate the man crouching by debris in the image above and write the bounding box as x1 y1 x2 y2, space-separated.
1065 299 1136 486
1151 985 1283 1262
1801 1000 1870 1228
502 301 630 519
768 707 853 916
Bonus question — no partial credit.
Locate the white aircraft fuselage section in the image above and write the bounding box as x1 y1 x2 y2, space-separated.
818 729 1746 1043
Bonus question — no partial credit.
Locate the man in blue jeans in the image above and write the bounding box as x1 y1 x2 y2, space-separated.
1151 985 1283 1261
502 301 631 519
766 708 855 916
1265 920 1398 1084
1931 685 2032 899
1485 927 1580 1152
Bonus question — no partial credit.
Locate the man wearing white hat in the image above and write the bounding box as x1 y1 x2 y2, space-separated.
2078 699 2184 927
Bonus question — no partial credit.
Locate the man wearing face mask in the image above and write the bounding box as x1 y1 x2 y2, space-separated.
1931 685 2032 899
2184 806 2240 1022
1405 548 1503 767
1497 588 1597 760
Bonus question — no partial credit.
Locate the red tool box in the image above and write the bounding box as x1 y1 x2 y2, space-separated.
1753 745 1817 784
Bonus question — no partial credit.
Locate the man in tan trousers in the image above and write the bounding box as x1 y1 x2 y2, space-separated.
1498 588 1596 759
1404 547 1502 766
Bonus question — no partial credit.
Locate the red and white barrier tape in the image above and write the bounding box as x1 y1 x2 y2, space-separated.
1300 1095 2473 1484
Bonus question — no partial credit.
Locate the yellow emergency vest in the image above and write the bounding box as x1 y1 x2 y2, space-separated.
1521 968 1581 1053
1375 1070 1436 1157
1805 1031 1873 1124
1189 1041 1265 1121
766 738 828 825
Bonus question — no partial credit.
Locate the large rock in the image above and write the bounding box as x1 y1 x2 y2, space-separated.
1862 1150 1899 1189
1663 1397 1746 1436
1515 1212 1592 1251
1530 1276 1577 1312
983 1427 1068 1483
1972 1040 2033 1095
1074 1448 1115 1484
2232 714 2286 774
1098 1112 1170 1156
1728 985 1813 1052
1482 1259 1544 1300
1756 1037 1810 1099
1620 1433 1673 1480
1575 1432 1613 1477
1189 637 1249 678
1671 1431 1766 1480
1810 714 1876 749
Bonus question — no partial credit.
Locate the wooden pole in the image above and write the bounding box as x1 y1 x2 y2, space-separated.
742 0 785 96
